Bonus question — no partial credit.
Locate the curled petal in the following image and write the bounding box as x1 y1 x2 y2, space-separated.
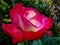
24 8 42 31
41 15 53 30
2 23 24 44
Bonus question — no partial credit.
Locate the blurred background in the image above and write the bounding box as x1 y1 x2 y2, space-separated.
0 0 60 45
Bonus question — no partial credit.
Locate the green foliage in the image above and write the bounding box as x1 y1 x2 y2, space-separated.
17 42 24 45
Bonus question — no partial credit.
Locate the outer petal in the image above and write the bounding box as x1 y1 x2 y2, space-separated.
31 32 39 40
10 3 26 30
2 23 24 44
41 14 53 30
24 32 33 40
10 3 25 16
24 29 45 40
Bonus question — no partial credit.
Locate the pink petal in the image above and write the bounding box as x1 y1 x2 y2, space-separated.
25 7 42 28
41 14 53 30
10 3 26 30
10 3 25 16
2 23 24 44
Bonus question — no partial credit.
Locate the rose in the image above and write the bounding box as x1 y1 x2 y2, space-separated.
2 3 53 44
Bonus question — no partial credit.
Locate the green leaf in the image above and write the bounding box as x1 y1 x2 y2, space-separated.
32 40 42 45
25 40 28 45
32 40 37 45
11 0 17 3
46 37 60 45
52 40 57 45
37 40 42 45
17 42 24 45
41 34 52 45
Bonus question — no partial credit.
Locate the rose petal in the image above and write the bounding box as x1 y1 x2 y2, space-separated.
10 3 25 16
25 7 42 28
41 14 53 30
24 31 33 40
2 23 24 44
